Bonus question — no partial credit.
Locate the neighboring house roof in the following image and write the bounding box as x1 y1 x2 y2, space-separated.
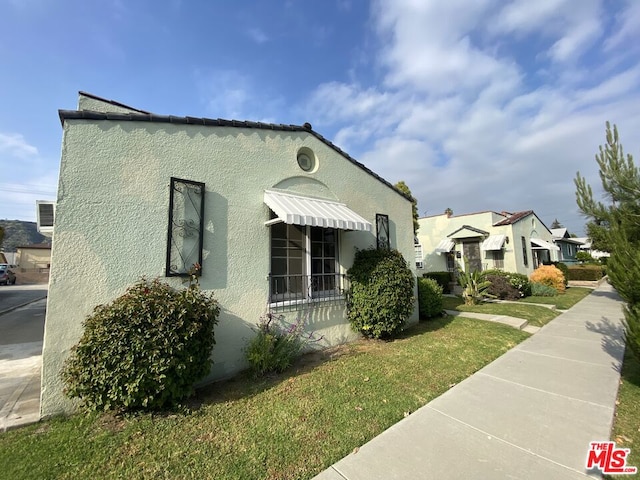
447 225 490 238
550 228 569 238
59 97 412 204
493 210 534 226
17 243 52 249
551 228 583 245
78 91 151 114
419 210 500 220
574 237 591 248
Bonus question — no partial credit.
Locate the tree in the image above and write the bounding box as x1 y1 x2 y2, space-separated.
394 180 419 234
551 218 564 229
575 122 640 361
0 226 3 250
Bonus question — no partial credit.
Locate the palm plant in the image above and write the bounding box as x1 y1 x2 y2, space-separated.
457 266 492 305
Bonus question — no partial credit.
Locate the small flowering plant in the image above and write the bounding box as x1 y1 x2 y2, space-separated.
245 311 323 377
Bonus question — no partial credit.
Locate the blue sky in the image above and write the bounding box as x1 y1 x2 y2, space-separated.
2 0 640 236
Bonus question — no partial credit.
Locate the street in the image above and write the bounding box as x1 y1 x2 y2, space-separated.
0 285 47 345
0 286 46 430
0 284 48 316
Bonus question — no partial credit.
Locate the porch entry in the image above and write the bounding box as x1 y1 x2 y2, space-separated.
463 241 482 272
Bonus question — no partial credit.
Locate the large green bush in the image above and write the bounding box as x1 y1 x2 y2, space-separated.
62 277 220 411
347 248 415 339
422 271 452 294
417 277 443 318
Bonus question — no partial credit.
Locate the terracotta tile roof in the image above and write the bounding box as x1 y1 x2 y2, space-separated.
59 99 411 203
493 210 534 226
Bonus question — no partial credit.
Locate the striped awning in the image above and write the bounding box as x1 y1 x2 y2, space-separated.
481 234 507 251
531 238 560 251
264 190 372 231
435 238 455 254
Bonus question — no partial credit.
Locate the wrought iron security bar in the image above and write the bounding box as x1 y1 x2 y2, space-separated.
268 273 349 310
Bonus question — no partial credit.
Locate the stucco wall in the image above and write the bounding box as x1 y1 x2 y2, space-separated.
41 114 418 416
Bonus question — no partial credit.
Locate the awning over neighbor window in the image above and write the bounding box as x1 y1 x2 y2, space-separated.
435 238 455 254
481 234 507 251
264 190 372 232
531 238 560 251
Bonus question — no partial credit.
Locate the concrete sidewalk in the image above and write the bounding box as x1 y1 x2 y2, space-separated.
0 341 42 432
313 283 627 479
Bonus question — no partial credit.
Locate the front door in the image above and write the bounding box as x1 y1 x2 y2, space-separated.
463 241 482 272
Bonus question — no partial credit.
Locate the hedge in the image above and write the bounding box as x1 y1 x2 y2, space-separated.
567 265 606 281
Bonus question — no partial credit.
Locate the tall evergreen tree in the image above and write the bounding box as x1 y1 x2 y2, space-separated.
394 180 419 234
551 218 563 229
575 122 640 361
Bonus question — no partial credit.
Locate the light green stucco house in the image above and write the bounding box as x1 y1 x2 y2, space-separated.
41 92 418 416
415 210 558 276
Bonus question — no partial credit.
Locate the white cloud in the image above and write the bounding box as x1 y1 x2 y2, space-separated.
303 0 640 234
604 0 640 51
0 132 38 158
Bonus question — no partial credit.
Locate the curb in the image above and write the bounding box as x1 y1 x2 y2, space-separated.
0 296 47 317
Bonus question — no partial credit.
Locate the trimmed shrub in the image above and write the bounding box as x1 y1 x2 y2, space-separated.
62 277 219 411
567 265 606 281
531 282 557 297
418 277 443 318
486 274 521 300
422 271 452 294
530 265 566 294
347 248 415 339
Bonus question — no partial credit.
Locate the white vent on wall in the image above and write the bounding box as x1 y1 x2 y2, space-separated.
36 200 55 237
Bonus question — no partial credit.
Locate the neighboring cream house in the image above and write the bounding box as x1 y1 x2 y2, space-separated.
41 92 418 416
415 210 558 276
16 243 51 271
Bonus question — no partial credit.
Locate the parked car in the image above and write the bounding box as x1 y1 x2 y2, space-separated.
0 263 17 285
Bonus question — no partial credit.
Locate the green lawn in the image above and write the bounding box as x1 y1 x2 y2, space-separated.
442 287 593 327
608 349 640 477
518 286 592 310
442 296 558 327
0 317 529 480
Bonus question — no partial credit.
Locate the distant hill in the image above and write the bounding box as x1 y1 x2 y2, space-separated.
0 220 49 252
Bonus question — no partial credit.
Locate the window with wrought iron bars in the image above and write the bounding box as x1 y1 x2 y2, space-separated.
268 217 347 309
